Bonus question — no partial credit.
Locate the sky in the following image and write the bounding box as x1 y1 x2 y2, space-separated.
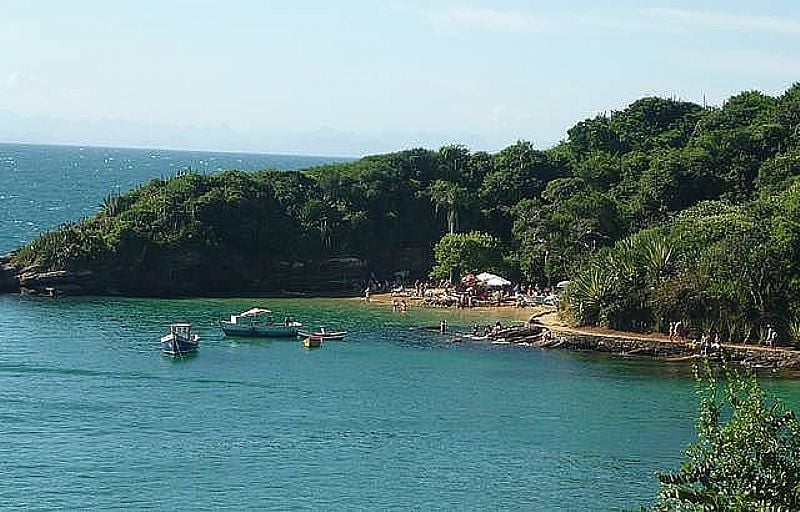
1 0 799 156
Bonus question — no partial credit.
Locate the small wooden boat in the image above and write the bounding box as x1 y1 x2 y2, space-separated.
220 308 302 338
298 328 347 341
160 323 200 356
303 336 322 349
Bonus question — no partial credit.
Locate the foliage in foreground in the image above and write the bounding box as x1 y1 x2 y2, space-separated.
651 363 800 511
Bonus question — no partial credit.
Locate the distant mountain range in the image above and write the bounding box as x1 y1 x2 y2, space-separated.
0 110 505 158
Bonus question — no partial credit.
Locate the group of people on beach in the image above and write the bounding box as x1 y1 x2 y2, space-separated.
669 321 722 355
668 320 781 351
364 274 562 312
670 321 722 351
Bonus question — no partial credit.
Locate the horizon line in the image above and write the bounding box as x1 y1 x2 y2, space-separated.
0 139 359 161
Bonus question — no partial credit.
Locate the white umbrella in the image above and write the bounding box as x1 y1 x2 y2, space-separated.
556 280 570 289
485 276 511 287
476 272 511 287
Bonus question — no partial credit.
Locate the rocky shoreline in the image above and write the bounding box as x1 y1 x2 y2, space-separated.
493 324 800 373
0 253 371 297
0 255 19 293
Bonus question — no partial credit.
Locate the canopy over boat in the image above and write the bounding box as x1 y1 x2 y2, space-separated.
239 308 272 317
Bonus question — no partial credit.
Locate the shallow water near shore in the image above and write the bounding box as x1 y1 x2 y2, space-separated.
3 295 800 509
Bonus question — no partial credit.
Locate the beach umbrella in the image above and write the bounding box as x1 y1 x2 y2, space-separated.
484 276 511 287
556 280 570 289
476 272 511 287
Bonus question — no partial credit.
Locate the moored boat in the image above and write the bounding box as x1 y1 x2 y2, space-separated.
220 308 301 338
160 323 200 356
297 327 347 341
303 336 322 349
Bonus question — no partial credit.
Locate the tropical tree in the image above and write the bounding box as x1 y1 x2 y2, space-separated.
427 179 470 234
430 231 502 281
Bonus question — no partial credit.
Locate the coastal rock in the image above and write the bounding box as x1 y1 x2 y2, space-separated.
0 255 20 292
500 326 800 372
0 250 373 297
15 267 97 296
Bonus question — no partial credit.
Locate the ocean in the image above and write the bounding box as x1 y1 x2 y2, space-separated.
1 142 798 510
0 142 347 254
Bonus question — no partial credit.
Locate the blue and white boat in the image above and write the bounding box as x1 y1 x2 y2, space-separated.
160 323 200 356
219 308 301 338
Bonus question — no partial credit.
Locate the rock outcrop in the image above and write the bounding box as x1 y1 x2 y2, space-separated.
0 255 20 293
0 255 371 297
497 326 800 372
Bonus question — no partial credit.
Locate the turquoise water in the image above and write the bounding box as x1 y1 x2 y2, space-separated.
0 142 347 253
1 293 781 510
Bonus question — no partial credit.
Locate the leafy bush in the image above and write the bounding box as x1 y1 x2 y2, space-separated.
652 363 800 510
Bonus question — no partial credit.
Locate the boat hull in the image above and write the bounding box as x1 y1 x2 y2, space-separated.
161 336 199 356
220 324 298 338
298 331 347 341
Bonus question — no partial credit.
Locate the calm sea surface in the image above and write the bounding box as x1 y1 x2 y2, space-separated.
0 142 346 253
1 143 800 510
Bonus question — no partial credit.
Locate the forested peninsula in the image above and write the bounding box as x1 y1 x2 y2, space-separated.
4 86 800 343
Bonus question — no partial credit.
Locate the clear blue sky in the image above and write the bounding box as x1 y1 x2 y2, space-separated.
1 0 799 156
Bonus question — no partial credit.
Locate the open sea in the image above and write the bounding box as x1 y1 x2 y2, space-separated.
2 142 800 510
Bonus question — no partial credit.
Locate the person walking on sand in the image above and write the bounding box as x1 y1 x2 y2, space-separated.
364 285 371 302
765 324 777 348
674 320 685 342
668 321 676 342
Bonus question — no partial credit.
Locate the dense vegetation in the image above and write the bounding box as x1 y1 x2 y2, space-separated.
651 363 800 510
13 85 800 338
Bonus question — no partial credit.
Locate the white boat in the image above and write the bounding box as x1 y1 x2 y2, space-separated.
297 327 347 341
160 323 200 356
219 308 301 338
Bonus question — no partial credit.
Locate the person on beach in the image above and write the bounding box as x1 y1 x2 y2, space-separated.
675 320 685 342
491 321 502 336
710 333 721 353
400 300 407 313
699 331 709 356
364 285 371 302
668 321 676 341
439 320 447 334
765 324 777 348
